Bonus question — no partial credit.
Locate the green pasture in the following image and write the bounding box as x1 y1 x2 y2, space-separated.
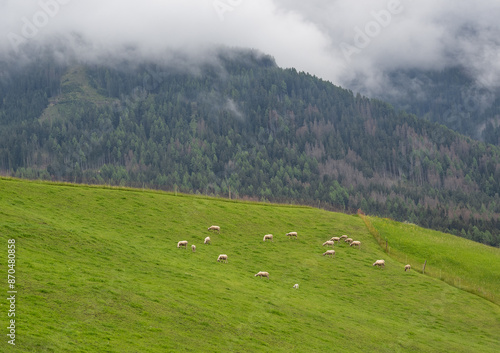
0 178 499 352
368 217 500 305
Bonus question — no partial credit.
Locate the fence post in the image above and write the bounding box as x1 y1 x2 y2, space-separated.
422 260 427 274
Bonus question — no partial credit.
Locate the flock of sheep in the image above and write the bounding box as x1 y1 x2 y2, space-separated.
321 235 362 258
177 225 411 288
320 235 411 271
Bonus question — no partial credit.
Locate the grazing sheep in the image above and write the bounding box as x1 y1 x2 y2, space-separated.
208 225 220 233
217 254 228 263
339 235 348 240
286 231 298 238
330 236 341 243
344 238 353 244
373 259 385 268
263 234 273 242
191 244 196 252
204 236 211 245
322 249 336 257
177 240 188 249
405 264 411 272
254 271 269 279
350 240 361 248
293 283 299 289
322 240 335 247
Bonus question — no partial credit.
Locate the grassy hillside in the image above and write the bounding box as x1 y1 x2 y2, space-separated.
0 178 499 352
366 216 500 305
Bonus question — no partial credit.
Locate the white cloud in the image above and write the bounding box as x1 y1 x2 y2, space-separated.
1 0 499 94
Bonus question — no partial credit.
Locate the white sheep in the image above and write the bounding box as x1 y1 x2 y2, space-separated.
254 271 269 279
204 236 211 245
191 244 196 252
373 259 385 268
263 234 273 242
293 283 299 289
345 238 353 244
217 254 228 263
322 240 335 247
208 225 220 233
404 264 411 272
350 240 361 248
177 240 188 249
330 236 341 243
286 231 298 238
322 249 336 257
339 235 348 240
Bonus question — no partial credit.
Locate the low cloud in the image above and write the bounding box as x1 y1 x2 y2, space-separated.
1 0 499 96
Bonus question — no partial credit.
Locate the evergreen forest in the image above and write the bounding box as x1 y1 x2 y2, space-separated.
1 49 499 246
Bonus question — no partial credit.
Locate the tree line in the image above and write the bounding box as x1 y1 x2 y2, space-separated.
1 50 499 246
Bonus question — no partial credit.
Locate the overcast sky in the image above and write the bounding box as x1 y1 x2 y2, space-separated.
1 0 499 95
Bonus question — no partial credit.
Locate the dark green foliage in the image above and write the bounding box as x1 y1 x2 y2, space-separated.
373 67 500 145
0 50 499 247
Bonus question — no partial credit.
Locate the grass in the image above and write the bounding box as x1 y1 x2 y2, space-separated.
366 216 500 305
0 177 499 352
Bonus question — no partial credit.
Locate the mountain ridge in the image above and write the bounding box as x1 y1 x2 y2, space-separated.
1 49 499 246
359 66 500 145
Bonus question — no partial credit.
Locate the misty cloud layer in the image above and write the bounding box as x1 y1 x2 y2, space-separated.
1 0 499 96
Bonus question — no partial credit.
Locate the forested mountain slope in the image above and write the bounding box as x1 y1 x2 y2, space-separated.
363 67 500 145
0 50 499 246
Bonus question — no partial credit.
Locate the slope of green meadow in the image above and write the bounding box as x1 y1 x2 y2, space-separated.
0 178 499 352
367 217 500 305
